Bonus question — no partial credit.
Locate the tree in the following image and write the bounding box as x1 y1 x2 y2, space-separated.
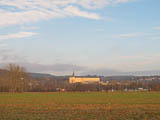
5 64 28 93
0 76 2 92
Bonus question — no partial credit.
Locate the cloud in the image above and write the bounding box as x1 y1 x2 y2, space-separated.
153 26 160 30
110 29 160 40
82 68 122 76
64 5 100 20
0 0 132 28
78 0 111 9
0 41 27 64
114 0 130 3
20 26 39 31
0 62 87 75
0 43 7 47
0 31 35 64
0 9 65 28
0 47 24 64
113 32 147 39
24 63 86 73
152 36 160 40
0 32 36 40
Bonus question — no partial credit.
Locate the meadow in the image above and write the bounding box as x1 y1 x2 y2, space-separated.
0 92 160 120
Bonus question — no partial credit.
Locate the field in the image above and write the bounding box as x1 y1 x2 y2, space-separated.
0 92 160 120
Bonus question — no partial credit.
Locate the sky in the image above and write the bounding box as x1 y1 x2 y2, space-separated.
0 0 160 75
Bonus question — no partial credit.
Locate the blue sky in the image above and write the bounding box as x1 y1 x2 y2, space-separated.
0 0 160 75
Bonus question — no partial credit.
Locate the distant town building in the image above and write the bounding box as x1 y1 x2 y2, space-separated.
69 72 100 84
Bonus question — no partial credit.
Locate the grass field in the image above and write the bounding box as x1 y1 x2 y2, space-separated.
0 92 160 120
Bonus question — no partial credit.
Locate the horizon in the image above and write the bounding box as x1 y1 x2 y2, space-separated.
1 65 160 76
0 0 160 75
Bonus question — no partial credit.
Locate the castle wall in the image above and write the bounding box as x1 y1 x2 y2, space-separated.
69 77 100 84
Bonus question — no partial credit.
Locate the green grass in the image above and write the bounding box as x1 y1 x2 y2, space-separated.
0 92 160 120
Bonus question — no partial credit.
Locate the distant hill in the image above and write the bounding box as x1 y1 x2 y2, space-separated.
101 76 135 82
1 68 160 81
28 72 55 79
0 69 69 81
0 68 53 78
0 69 8 76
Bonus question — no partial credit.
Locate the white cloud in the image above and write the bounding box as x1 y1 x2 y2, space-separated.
64 5 100 20
0 32 36 40
0 31 36 64
78 0 111 9
112 32 148 39
0 0 132 28
153 26 160 30
0 31 36 62
0 9 65 27
115 0 129 3
0 43 7 47
152 36 160 40
20 26 39 31
0 45 22 63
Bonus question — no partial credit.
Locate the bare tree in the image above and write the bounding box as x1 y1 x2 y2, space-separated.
5 64 28 93
0 76 2 92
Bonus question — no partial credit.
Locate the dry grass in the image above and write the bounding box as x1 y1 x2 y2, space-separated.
0 92 160 120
